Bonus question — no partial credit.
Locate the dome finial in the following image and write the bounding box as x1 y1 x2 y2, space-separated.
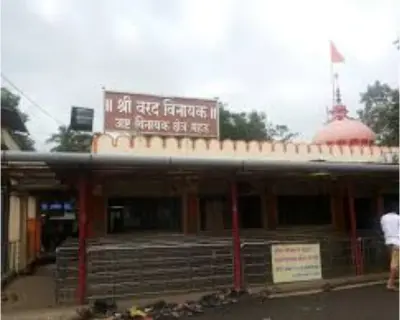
334 73 342 104
330 73 348 120
313 69 376 145
335 87 342 104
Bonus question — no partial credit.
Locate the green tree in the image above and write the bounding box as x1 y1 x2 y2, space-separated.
46 125 93 152
46 105 296 152
266 123 297 142
357 81 399 146
1 87 35 150
219 105 297 142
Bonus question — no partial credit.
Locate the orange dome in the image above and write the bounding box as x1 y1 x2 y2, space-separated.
313 104 376 145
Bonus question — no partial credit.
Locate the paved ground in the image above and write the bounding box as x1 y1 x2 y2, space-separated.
193 285 399 320
2 284 398 320
1 266 56 313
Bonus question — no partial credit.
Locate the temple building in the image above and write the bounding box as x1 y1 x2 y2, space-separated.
1 88 398 304
84 91 397 237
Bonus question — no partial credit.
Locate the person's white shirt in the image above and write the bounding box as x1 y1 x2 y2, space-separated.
380 212 400 247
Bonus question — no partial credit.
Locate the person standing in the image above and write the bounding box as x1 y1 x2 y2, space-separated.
380 204 400 291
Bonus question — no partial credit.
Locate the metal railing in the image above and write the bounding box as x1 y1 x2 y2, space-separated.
359 237 388 274
86 243 233 302
54 235 389 305
241 237 355 286
55 241 233 304
241 236 388 287
55 245 79 304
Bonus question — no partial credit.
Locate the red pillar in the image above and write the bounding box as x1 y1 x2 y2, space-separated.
231 181 242 291
347 184 363 275
77 176 88 305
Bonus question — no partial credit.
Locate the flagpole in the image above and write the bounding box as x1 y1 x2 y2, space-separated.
325 106 329 123
329 41 344 119
330 60 335 107
329 42 335 122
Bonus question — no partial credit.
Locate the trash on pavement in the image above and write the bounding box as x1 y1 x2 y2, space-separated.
73 288 250 320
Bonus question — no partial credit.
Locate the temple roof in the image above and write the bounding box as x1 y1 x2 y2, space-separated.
313 88 376 145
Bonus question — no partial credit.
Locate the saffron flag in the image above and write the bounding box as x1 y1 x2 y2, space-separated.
330 41 344 63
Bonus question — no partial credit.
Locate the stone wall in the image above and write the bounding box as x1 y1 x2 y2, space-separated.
92 134 399 163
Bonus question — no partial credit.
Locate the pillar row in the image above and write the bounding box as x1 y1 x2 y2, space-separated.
8 193 29 272
27 196 41 262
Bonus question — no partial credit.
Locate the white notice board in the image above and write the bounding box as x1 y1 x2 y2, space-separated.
271 243 322 284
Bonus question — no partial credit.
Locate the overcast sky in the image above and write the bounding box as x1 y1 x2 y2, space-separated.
2 0 399 150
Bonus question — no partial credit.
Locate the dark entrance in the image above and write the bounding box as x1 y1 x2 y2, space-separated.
383 193 399 213
238 195 262 228
277 195 331 225
107 197 182 233
342 197 376 232
39 194 77 252
354 197 375 230
199 195 230 231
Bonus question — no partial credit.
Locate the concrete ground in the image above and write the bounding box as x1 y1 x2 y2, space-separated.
1 265 57 313
2 282 398 320
193 285 399 320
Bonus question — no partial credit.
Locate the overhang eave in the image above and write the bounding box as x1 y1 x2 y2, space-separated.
1 151 398 176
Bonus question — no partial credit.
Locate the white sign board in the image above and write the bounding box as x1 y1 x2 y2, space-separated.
271 243 322 283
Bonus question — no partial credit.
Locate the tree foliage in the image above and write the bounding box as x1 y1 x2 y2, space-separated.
357 81 399 147
46 105 296 152
46 125 93 152
219 106 297 142
1 87 35 150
